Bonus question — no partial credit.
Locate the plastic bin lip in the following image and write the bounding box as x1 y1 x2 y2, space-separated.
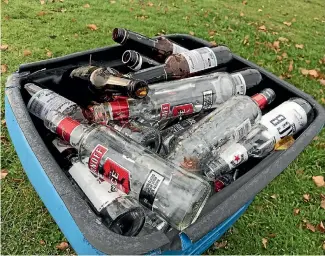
6 34 325 253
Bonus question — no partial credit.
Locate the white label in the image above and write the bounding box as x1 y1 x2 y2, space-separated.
52 138 73 153
219 143 249 169
231 73 246 95
260 101 308 141
172 43 189 54
202 90 213 110
27 89 76 120
69 162 123 212
180 47 218 73
234 118 252 141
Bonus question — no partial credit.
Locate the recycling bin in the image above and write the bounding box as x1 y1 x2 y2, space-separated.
5 34 325 255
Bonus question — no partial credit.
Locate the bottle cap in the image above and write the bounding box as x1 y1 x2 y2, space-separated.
233 69 263 90
289 97 314 124
112 28 128 44
211 46 233 65
251 88 276 110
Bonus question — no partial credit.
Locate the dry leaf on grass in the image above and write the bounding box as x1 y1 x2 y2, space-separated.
270 194 277 199
214 240 227 249
321 200 325 209
258 25 266 31
268 233 276 238
306 222 316 232
189 31 195 36
312 176 325 187
319 56 325 65
83 3 90 8
282 52 288 58
110 0 116 3
87 24 98 31
322 241 325 250
283 21 292 26
303 194 310 202
300 68 309 76
278 37 289 42
308 69 319 78
288 60 294 72
316 221 325 233
147 2 154 6
243 35 249 45
23 49 32 56
242 0 247 5
208 30 215 36
240 12 244 17
1 64 8 73
40 240 46 245
0 44 9 51
321 80 325 86
293 208 300 215
210 41 217 47
40 0 45 4
1 169 8 180
262 238 268 249
258 9 262 12
295 44 304 49
37 11 47 16
273 41 280 49
46 51 52 57
56 241 69 250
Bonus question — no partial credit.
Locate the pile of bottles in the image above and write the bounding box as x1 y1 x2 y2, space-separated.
24 28 314 237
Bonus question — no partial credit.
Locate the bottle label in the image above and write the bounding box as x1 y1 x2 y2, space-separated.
69 162 122 212
27 89 77 120
160 103 171 119
52 138 74 153
180 47 218 73
108 99 130 120
231 73 246 95
88 144 131 194
160 103 194 119
56 117 81 142
233 118 252 141
251 93 268 109
172 43 189 54
219 143 249 169
202 90 213 110
139 170 164 210
260 101 308 141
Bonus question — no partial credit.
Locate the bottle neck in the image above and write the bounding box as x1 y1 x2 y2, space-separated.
251 88 275 110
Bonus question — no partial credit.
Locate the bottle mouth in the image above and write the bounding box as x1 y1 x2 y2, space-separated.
122 50 140 70
108 208 145 236
112 28 127 44
131 80 149 99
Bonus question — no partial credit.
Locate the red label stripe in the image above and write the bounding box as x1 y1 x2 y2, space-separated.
110 99 130 120
251 93 268 110
56 117 81 142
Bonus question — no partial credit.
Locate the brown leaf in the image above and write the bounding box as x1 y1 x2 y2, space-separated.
46 51 52 57
262 238 268 249
306 222 316 232
12 178 23 183
23 49 32 56
295 44 304 49
189 31 195 36
277 56 283 61
242 0 247 5
282 52 288 58
258 9 262 12
4 15 10 20
40 240 45 245
292 17 296 22
273 41 280 49
300 68 309 76
321 199 325 210
3 0 8 4
87 24 98 31
37 11 47 16
278 37 289 42
0 44 9 51
305 60 311 64
56 241 69 250
312 176 325 187
240 12 244 17
40 0 45 4
309 69 319 78
1 64 8 73
268 233 276 238
322 241 325 250
322 98 325 104
243 35 249 45
319 56 325 65
270 194 277 199
320 79 325 86
316 221 325 233
1 169 8 180
214 240 227 249
258 25 266 31
283 21 292 26
147 1 154 6
303 194 310 202
288 60 294 72
208 30 215 36
110 0 116 3
293 208 300 215
83 3 90 8
210 41 217 47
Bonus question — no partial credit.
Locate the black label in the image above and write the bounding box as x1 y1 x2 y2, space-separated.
139 170 164 210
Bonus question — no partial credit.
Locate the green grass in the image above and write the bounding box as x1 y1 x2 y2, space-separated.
1 0 325 254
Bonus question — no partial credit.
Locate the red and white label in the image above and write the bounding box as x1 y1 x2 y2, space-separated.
56 117 81 142
219 143 248 169
88 144 131 194
172 104 194 117
251 93 268 109
109 99 130 120
160 103 171 120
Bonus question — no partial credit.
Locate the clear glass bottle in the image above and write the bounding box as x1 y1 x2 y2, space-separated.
202 98 314 180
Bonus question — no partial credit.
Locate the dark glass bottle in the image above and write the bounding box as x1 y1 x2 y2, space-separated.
122 50 160 71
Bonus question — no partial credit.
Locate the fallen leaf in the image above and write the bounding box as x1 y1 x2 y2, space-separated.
0 44 9 51
273 41 280 49
4 15 10 20
282 52 288 58
208 30 215 36
189 31 195 36
316 221 325 233
268 233 276 238
1 64 8 73
210 41 217 47
60 8 66 13
12 178 23 183
147 2 154 6
296 169 304 175
3 0 8 4
87 24 98 31
320 79 325 86
309 69 319 78
110 0 116 3
242 0 247 5
305 60 311 64
40 0 45 4
319 56 325 65
295 44 304 49
258 9 262 12
37 11 47 16
303 194 310 202
322 241 325 250
56 241 69 250
312 176 325 187
23 49 32 56
243 35 249 45
262 238 268 249
40 240 45 245
214 240 227 249
292 17 296 22
293 208 300 215
288 60 294 72
46 51 52 57
83 3 90 8
240 12 244 17
278 37 289 42
283 21 292 26
258 25 266 31
277 56 283 61
1 169 8 180
300 68 309 76
270 194 277 199
321 200 325 209
322 98 325 104
306 222 316 232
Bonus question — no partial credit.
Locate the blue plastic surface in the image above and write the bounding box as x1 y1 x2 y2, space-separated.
5 95 253 255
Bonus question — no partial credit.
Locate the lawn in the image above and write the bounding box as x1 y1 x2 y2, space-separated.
1 0 325 254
